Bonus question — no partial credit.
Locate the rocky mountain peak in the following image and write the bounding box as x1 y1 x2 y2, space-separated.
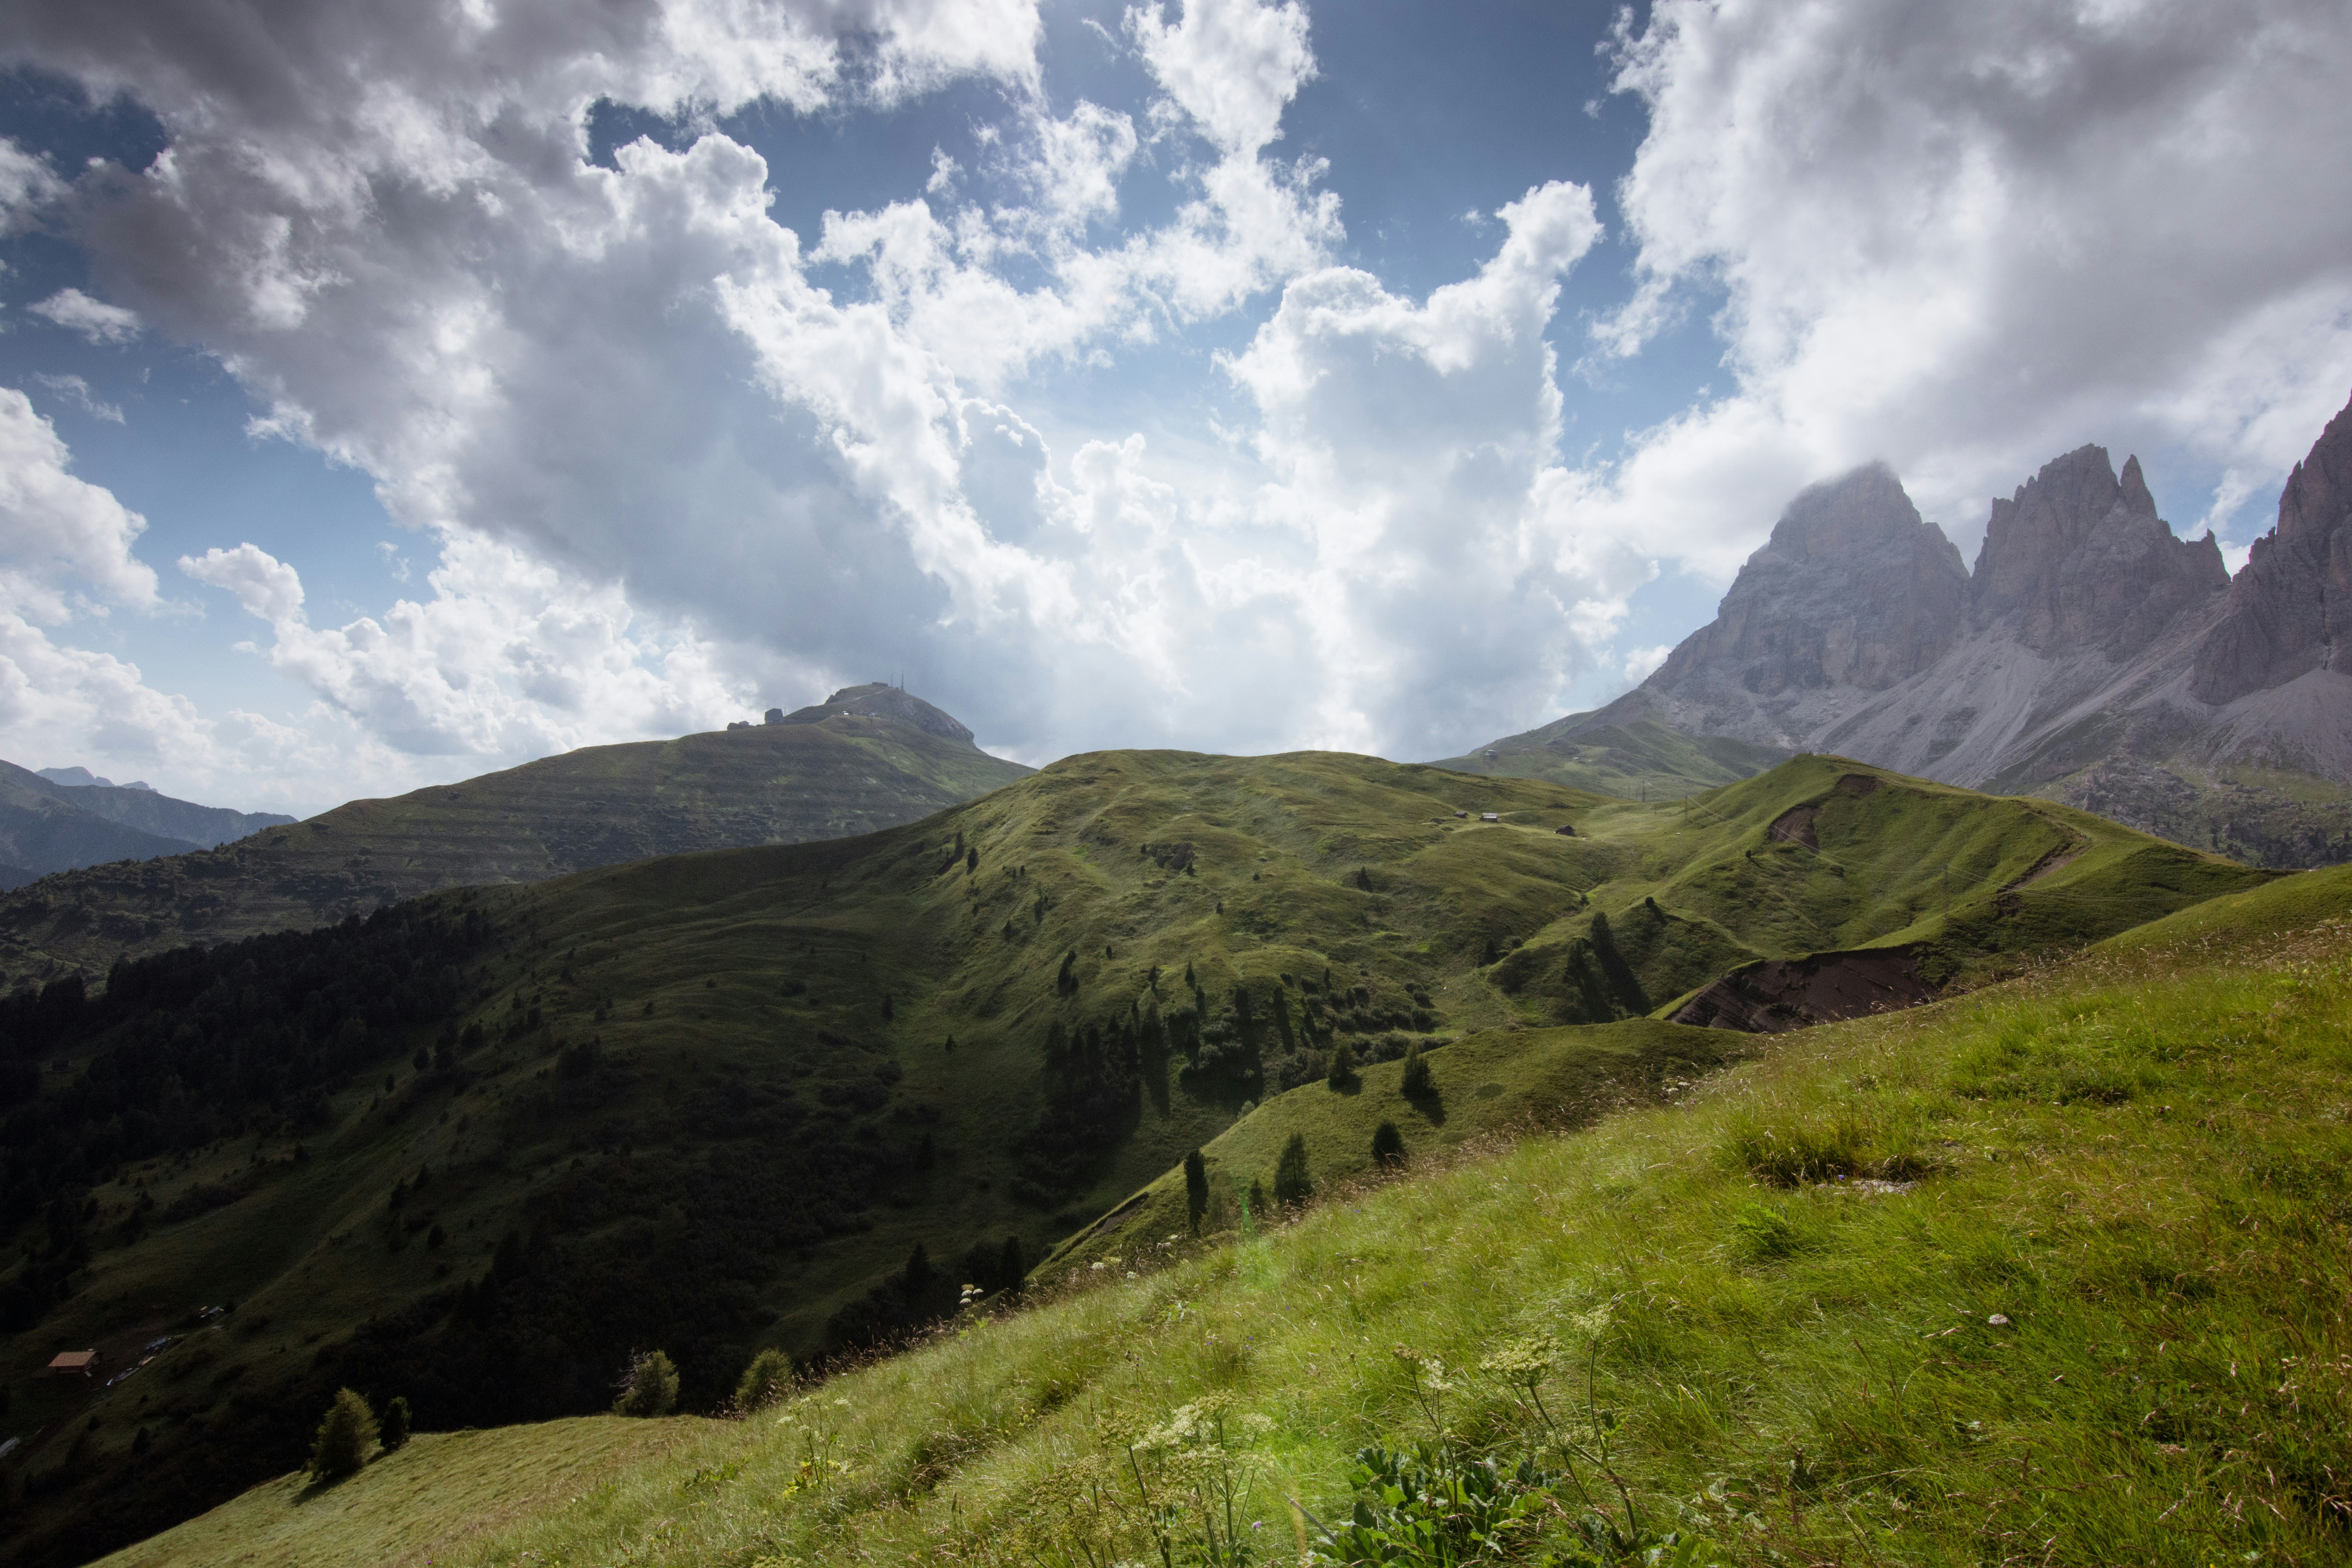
1641 463 1968 744
2191 390 2352 705
1968 443 2226 660
774 682 979 747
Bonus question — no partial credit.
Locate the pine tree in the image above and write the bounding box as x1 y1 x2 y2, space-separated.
308 1388 378 1478
998 1234 1026 1294
1273 1132 1312 1206
379 1394 412 1452
1183 1149 1209 1234
1354 866 1372 891
614 1350 680 1417
1327 1037 1356 1089
1401 1039 1432 1098
1372 1121 1407 1169
735 1347 793 1413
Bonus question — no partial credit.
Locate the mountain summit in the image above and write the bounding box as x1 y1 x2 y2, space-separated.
773 682 978 747
1463 389 2352 865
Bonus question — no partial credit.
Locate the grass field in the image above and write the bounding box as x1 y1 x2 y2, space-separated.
95 858 2352 1567
1432 714 1791 801
4 750 2274 1566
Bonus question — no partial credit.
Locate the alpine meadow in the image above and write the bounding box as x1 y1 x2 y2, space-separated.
5 2 2352 1566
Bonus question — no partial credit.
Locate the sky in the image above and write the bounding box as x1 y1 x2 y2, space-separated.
0 0 2348 817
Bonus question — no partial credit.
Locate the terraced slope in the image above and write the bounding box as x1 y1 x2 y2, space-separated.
1431 712 1787 799
0 713 1031 987
87 856 2352 1568
0 751 2267 1566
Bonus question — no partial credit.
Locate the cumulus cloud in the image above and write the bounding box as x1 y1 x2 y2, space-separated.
180 532 756 758
0 386 157 618
28 287 142 343
1590 0 2352 575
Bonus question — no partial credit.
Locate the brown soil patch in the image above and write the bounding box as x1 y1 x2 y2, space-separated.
1767 805 1820 848
1670 948 1937 1034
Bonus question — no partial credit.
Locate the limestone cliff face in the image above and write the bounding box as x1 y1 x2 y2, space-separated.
2192 397 2352 704
1641 463 1969 748
1970 447 2228 658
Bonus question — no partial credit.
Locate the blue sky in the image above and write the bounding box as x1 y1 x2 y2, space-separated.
0 0 2347 815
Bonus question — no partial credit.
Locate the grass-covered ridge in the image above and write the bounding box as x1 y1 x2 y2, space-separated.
0 712 1033 986
102 862 2352 1566
3 751 2268 1565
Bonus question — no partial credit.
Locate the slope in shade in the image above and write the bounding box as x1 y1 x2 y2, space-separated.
0 749 2267 1567
0 704 1031 988
81 860 2352 1568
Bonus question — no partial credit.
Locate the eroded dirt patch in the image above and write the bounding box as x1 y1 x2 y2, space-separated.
1670 948 1937 1033
1767 805 1821 848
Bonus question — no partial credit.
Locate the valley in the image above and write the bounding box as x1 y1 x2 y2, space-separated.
0 748 2269 1566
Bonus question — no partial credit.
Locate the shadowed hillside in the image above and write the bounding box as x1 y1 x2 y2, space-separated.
80 860 2352 1568
0 750 2269 1566
0 711 1031 988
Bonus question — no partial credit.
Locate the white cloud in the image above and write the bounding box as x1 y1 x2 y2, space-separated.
1126 0 1313 157
180 531 756 759
0 386 158 620
0 137 65 230
30 372 124 423
28 287 144 344
1621 643 1671 683
1586 0 2352 578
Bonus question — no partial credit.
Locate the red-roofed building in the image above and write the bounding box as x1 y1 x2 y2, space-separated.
47 1350 100 1377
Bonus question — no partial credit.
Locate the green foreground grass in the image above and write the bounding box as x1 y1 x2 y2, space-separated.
114 866 2352 1567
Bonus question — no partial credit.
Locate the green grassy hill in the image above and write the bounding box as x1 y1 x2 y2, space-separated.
1433 710 1789 800
0 751 2269 1565
88 858 2352 1568
0 713 1031 987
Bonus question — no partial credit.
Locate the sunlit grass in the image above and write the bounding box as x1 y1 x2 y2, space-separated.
113 879 2352 1567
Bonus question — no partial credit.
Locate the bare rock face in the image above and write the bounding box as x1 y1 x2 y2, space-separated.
1970 446 2226 657
2192 397 2352 704
1642 463 1968 747
775 683 978 747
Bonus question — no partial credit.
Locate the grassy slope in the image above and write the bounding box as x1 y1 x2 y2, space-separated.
8 752 2268 1564
0 715 1031 986
107 862 2352 1568
1433 714 1791 801
1045 1018 1752 1274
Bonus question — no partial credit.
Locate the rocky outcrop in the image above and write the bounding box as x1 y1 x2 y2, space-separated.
1971 448 2228 659
775 682 979 747
1471 390 2352 867
2192 397 2352 705
1640 463 1969 748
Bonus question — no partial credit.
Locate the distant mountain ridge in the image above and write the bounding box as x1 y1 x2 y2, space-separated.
1496 388 2352 866
0 701 1031 988
26 765 296 850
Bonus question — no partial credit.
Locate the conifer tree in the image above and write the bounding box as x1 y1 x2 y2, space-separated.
1183 1148 1209 1233
1327 1038 1356 1089
1372 1121 1407 1169
378 1394 412 1452
998 1234 1026 1294
1273 1132 1312 1206
1401 1039 1432 1098
309 1388 378 1478
735 1347 793 1413
614 1350 680 1417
